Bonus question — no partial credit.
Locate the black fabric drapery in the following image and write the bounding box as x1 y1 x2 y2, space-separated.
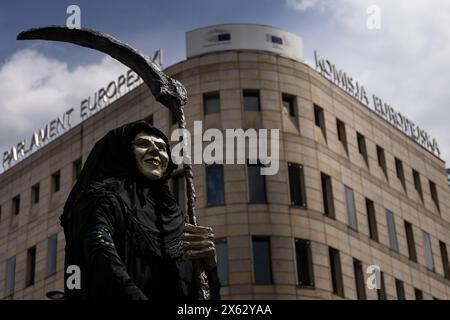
60 120 220 300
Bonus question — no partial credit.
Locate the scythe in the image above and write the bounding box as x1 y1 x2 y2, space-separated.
17 26 211 299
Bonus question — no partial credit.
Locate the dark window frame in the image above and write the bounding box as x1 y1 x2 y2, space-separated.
415 288 423 300
412 169 423 201
252 236 273 284
295 238 315 287
314 104 327 140
243 89 261 111
288 163 307 208
366 198 378 242
353 258 366 300
395 158 406 191
344 185 358 230
404 221 417 262
51 171 61 193
386 210 399 252
429 180 440 212
321 172 335 218
282 93 296 117
395 279 406 300
73 158 82 183
377 271 387 300
203 91 221 115
46 234 58 277
376 145 388 180
215 238 229 286
247 162 267 204
357 132 369 166
329 247 345 297
336 118 348 153
12 195 20 216
439 241 450 280
206 163 225 206
25 246 36 287
31 183 40 205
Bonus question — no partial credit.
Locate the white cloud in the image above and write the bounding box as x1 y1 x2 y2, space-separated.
288 0 450 165
0 48 127 169
286 0 329 12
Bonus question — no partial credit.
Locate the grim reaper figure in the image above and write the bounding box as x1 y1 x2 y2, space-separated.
17 27 220 300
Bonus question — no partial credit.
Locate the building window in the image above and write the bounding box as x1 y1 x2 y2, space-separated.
395 279 405 300
0 205 2 222
47 234 58 277
429 180 440 212
336 118 348 153
248 163 267 203
353 258 366 300
144 114 154 126
314 104 326 140
321 173 334 218
344 186 358 230
203 92 220 114
439 241 450 280
395 158 406 191
172 174 186 214
218 33 230 41
366 198 378 241
206 164 225 205
5 256 16 297
404 221 417 262
386 210 399 251
329 247 344 297
288 163 307 207
422 231 435 271
243 90 260 111
415 288 423 300
26 246 36 287
377 271 387 300
12 195 20 216
412 169 423 201
357 132 368 166
295 239 314 287
215 238 229 286
73 158 82 182
52 171 61 193
271 35 283 44
376 145 388 179
282 93 296 117
252 237 272 284
31 183 40 205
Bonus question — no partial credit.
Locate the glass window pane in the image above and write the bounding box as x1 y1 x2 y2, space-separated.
248 165 266 203
422 231 435 271
47 234 58 276
243 91 260 111
5 257 16 296
215 238 229 286
204 93 220 114
386 210 399 251
207 164 225 205
253 238 272 284
345 186 358 229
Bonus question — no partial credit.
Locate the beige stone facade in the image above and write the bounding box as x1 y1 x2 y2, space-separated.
0 48 449 300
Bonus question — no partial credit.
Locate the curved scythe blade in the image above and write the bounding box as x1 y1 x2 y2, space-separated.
17 26 187 118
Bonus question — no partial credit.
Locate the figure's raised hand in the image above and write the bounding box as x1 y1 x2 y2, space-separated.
182 223 217 271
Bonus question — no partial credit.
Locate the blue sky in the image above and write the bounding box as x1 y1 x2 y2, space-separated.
1 0 450 169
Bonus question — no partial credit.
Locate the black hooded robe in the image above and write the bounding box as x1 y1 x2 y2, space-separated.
60 121 220 300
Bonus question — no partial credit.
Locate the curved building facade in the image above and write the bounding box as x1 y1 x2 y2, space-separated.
0 24 449 300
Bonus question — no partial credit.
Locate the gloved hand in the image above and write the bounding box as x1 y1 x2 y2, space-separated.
182 223 217 271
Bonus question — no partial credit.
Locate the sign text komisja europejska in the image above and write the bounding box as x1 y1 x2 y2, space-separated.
2 50 162 169
314 51 440 157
